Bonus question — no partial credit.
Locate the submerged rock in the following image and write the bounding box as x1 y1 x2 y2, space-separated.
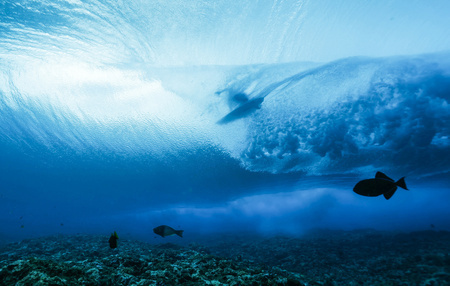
0 234 304 285
0 230 449 285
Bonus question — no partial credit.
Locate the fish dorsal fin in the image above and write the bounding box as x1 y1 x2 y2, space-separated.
383 187 397 200
375 172 394 181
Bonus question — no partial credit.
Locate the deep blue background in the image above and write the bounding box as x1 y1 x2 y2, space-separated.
1 0 449 243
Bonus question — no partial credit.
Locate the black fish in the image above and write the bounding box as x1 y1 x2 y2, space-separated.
353 172 408 200
109 231 119 248
153 225 184 238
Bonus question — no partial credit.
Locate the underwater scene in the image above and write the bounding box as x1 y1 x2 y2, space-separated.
1 0 450 285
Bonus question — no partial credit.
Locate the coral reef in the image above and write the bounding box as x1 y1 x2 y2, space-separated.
0 230 449 285
0 234 303 285
198 229 450 286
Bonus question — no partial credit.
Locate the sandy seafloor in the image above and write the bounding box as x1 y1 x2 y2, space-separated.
0 229 449 285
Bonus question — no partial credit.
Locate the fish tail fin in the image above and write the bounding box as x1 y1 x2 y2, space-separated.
176 230 184 238
395 177 408 190
383 187 397 200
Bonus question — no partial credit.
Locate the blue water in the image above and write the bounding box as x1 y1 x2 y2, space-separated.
1 0 449 242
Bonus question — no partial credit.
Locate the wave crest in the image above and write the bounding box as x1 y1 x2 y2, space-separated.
238 55 450 177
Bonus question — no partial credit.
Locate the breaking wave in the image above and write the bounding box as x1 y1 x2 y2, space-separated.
0 0 449 207
229 55 450 177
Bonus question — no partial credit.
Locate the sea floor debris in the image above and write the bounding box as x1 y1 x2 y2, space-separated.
0 229 449 285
